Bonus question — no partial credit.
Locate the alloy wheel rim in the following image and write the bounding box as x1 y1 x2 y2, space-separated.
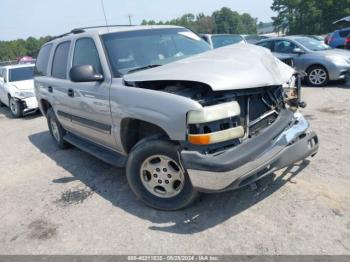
50 118 60 142
140 155 185 198
309 68 327 85
9 98 18 115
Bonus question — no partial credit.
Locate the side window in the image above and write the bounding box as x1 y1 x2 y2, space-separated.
274 40 297 54
52 41 71 79
73 38 102 74
257 41 273 51
35 44 53 76
339 29 350 38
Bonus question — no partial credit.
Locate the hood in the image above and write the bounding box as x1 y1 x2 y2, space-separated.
123 44 295 91
317 49 350 59
9 80 34 91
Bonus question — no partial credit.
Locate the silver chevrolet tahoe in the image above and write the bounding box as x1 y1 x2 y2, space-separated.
34 25 319 210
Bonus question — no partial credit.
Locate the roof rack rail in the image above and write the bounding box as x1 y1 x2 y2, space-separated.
46 25 136 43
73 24 136 31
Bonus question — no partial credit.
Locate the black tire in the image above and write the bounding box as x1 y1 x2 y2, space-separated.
47 108 70 149
306 65 329 87
9 97 23 118
126 139 198 210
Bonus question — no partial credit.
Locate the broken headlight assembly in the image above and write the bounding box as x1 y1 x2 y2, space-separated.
283 72 307 109
14 90 35 99
186 101 244 145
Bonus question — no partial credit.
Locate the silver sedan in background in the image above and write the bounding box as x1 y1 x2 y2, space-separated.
256 36 350 86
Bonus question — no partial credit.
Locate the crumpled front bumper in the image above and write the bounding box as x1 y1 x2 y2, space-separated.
181 110 319 192
15 96 39 113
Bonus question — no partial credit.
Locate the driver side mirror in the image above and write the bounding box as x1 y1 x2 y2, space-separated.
69 65 104 83
293 47 305 55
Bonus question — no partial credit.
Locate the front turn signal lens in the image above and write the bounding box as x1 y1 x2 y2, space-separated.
188 126 244 145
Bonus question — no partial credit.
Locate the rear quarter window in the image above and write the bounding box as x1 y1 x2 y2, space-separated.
35 44 53 76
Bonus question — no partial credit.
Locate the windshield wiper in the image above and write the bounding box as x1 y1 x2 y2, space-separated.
127 64 162 74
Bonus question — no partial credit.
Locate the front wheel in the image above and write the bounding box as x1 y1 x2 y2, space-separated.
47 108 70 149
9 97 23 118
307 66 329 87
126 139 198 210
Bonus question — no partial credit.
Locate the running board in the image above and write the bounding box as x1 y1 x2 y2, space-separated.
63 132 127 167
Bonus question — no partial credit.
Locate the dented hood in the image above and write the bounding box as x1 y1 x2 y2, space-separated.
10 80 34 91
123 44 295 91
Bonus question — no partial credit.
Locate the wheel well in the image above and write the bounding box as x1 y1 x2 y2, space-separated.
40 99 52 116
121 118 170 153
306 64 328 75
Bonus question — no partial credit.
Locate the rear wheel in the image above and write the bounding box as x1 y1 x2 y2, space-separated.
126 139 198 210
307 66 329 87
9 97 23 118
47 108 70 149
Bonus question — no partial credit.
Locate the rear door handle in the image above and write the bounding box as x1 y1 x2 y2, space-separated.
48 86 53 93
67 89 74 97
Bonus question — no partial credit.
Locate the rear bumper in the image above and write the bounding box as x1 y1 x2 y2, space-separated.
181 111 319 192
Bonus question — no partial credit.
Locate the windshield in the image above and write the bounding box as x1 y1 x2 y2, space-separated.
295 37 331 51
9 67 34 82
102 28 211 76
211 35 244 49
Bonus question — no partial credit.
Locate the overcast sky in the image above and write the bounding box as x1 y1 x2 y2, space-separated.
0 0 275 40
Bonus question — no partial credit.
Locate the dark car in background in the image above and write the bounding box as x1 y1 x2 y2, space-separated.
345 34 350 50
327 28 350 49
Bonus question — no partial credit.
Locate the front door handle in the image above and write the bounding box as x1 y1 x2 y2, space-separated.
67 89 74 97
48 86 53 93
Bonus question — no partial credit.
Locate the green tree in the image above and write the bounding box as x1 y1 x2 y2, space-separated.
0 36 51 61
141 7 257 34
271 0 350 35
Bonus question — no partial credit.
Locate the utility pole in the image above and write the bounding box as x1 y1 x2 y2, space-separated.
128 14 133 25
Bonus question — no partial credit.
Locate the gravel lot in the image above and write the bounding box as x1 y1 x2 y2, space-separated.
0 83 349 255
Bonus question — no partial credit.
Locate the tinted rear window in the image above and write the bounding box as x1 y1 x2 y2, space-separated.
35 44 53 76
52 41 71 79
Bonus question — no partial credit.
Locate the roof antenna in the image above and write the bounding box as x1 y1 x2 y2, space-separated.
100 0 110 32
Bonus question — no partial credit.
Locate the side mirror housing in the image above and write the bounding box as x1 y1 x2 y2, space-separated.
69 65 104 83
293 48 305 54
0 77 4 83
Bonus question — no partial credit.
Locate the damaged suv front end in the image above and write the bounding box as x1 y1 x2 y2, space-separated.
122 38 319 193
